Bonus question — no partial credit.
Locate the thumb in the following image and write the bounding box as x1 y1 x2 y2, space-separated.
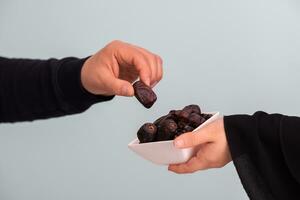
110 79 134 97
174 130 211 149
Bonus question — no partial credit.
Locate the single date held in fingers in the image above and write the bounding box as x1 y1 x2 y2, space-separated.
133 81 157 108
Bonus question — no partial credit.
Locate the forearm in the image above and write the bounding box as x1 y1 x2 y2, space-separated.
0 56 113 123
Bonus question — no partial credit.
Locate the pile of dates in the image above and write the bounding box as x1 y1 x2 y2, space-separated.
137 105 212 143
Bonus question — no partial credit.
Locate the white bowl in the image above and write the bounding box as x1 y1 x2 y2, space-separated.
128 112 220 165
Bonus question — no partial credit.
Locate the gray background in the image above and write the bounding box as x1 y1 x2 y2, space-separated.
0 0 299 199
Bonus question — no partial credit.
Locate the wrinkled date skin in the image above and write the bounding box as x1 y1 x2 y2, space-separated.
137 123 157 143
156 119 178 141
133 81 157 108
189 113 205 128
183 104 201 115
137 104 213 143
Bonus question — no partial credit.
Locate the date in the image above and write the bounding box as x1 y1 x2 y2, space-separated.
133 81 157 109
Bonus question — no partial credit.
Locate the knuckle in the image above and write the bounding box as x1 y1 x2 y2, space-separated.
136 53 147 64
110 40 122 45
108 40 123 49
104 41 120 53
152 55 158 64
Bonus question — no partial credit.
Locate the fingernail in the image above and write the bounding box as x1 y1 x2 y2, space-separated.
175 139 184 148
121 85 129 96
151 81 158 88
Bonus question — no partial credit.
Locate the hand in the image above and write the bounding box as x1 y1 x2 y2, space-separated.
81 40 163 96
168 118 232 174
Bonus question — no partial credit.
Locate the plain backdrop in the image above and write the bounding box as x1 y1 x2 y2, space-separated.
0 0 300 199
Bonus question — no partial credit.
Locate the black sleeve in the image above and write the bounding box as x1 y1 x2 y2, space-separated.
0 56 114 123
224 111 300 200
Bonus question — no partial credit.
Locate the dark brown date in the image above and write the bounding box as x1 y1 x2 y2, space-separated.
201 113 213 120
177 110 190 122
183 104 201 115
177 120 188 129
154 113 177 128
153 115 167 126
174 129 185 138
189 113 205 128
137 123 157 143
133 81 157 108
156 119 178 141
184 125 194 132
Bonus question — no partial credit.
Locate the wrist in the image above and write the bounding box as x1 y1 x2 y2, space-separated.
55 57 114 111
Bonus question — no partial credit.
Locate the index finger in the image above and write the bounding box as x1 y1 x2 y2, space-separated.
112 43 151 86
130 45 164 86
168 155 208 174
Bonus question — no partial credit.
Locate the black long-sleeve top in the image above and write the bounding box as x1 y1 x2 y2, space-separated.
0 57 299 199
0 56 113 122
225 112 300 199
